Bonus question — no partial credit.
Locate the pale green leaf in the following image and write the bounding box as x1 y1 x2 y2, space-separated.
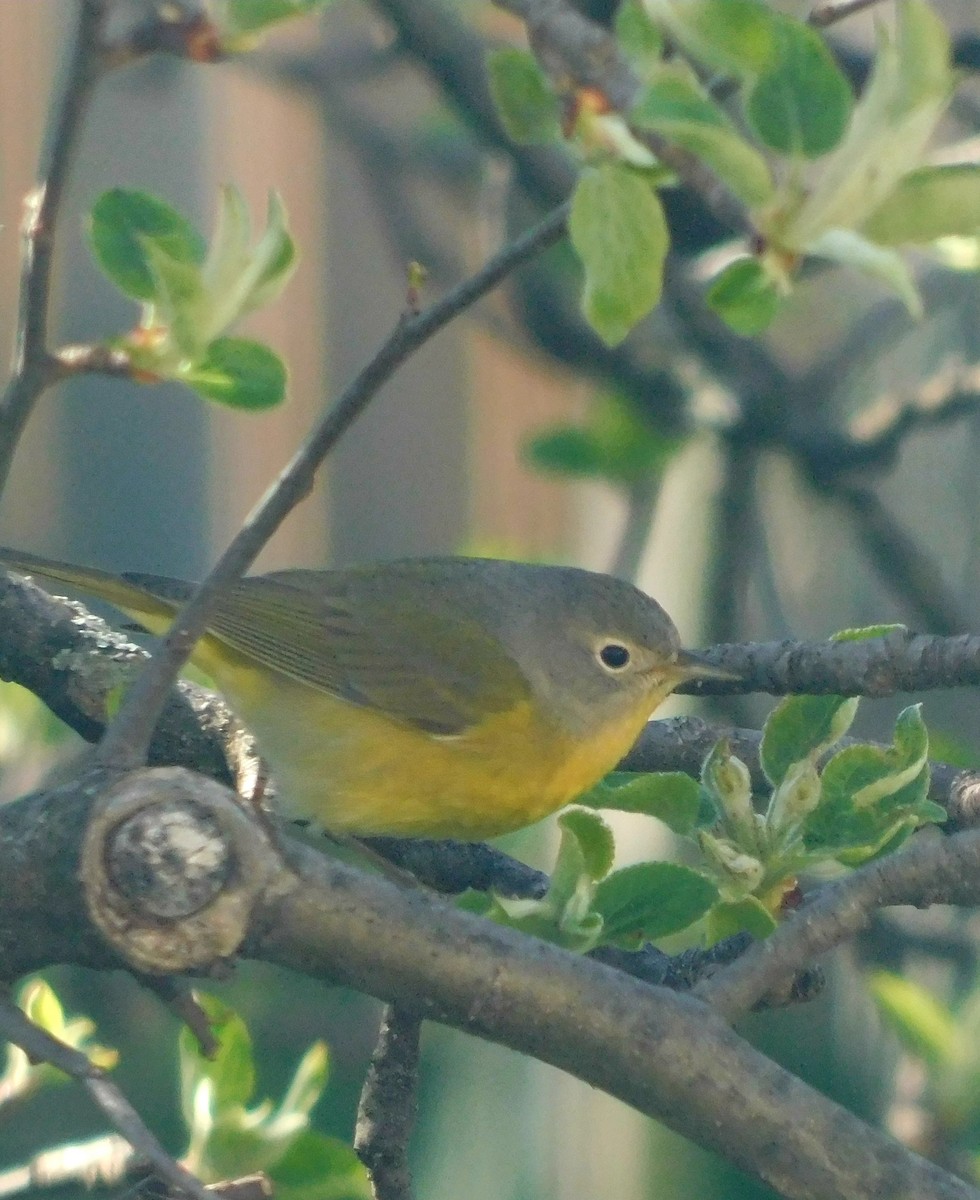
592 861 718 944
568 164 668 345
631 67 773 205
704 895 776 945
807 228 923 317
870 972 956 1067
706 258 781 334
862 165 980 245
760 695 858 786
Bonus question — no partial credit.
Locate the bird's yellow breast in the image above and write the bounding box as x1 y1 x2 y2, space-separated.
197 634 656 840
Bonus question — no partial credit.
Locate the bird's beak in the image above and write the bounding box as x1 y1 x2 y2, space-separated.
673 648 740 682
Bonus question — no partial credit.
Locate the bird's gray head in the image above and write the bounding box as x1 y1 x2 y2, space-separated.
478 562 696 735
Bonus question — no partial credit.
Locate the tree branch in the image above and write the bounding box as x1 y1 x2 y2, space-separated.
355 1005 422 1200
0 0 107 494
3 767 979 1200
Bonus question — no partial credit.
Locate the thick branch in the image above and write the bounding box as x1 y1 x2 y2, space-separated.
248 838 979 1200
5 769 980 1200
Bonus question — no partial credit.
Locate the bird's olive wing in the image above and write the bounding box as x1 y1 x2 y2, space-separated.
205 575 530 735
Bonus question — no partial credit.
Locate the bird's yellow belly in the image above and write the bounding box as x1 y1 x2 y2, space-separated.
200 641 650 840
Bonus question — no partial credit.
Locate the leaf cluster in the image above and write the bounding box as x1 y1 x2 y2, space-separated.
489 0 980 343
89 187 296 410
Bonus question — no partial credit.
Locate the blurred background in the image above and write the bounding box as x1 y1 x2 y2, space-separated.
2 1 980 1197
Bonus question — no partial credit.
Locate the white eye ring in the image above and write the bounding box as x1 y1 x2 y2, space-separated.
597 642 631 671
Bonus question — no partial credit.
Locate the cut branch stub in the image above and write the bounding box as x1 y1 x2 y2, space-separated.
80 766 279 975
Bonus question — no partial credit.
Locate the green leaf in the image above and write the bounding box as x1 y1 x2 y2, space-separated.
89 189 205 301
760 695 858 787
807 706 933 853
768 0 953 249
746 23 852 159
182 337 287 409
706 258 780 335
645 0 781 78
862 165 980 246
831 624 906 643
869 972 956 1068
526 393 683 486
556 807 615 882
807 228 923 317
704 896 776 945
525 427 607 478
592 861 718 945
200 187 297 341
270 1132 370 1200
614 0 664 71
142 240 208 359
487 49 561 145
631 67 774 205
581 770 701 834
221 0 330 38
568 164 668 346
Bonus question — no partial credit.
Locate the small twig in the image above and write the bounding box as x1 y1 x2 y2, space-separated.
0 995 211 1200
609 478 658 581
95 202 569 769
705 439 758 646
355 1005 422 1200
809 0 891 28
135 977 219 1059
0 0 107 494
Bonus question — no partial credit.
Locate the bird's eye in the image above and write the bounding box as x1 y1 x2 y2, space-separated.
598 642 631 671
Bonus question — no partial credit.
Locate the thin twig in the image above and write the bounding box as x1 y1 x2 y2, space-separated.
95 202 569 768
355 1005 422 1200
809 0 892 28
705 439 758 647
0 995 211 1200
0 0 107 494
609 477 658 581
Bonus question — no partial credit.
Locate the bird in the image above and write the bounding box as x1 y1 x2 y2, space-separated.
0 550 728 840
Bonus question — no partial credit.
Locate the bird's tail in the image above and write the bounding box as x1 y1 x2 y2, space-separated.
0 547 191 636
